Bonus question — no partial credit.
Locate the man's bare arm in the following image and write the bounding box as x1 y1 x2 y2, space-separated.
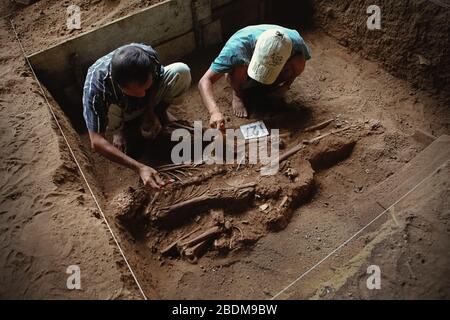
88 131 165 189
199 67 251 127
198 69 224 116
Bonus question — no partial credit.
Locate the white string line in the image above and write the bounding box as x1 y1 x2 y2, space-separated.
271 159 449 300
9 19 148 300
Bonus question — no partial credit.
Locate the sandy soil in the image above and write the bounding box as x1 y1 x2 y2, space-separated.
0 15 140 299
79 32 449 299
0 0 19 18
11 0 163 54
1 0 449 299
313 0 450 103
329 162 450 299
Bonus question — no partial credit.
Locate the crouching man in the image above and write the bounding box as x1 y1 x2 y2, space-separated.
199 24 311 129
83 43 191 189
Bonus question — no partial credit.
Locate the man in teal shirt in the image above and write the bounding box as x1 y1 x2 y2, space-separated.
199 24 311 128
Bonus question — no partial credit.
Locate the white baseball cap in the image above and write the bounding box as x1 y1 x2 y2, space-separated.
248 29 293 85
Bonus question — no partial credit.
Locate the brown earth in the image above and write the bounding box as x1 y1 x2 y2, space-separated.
312 0 450 103
0 18 140 299
10 0 163 55
0 0 449 299
316 161 450 300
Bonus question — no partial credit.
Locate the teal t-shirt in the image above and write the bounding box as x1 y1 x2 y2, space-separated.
211 24 312 73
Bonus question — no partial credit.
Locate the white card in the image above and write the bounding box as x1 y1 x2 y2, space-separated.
240 121 269 140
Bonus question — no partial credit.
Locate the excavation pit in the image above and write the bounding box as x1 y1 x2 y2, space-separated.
24 0 388 297
16 0 449 300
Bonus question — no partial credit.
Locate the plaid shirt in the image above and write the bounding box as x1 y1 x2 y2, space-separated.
82 43 163 133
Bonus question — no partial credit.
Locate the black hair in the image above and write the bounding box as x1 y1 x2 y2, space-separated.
111 45 158 87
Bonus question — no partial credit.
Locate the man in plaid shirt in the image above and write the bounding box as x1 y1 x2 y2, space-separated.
83 43 191 189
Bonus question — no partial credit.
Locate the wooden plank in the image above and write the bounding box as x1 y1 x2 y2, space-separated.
155 31 197 64
352 135 450 223
373 135 450 209
25 0 197 132
203 19 223 47
412 129 437 146
27 0 193 86
212 0 264 39
337 134 450 244
193 0 212 21
211 0 232 9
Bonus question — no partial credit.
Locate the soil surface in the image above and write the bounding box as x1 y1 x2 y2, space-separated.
0 17 140 299
329 162 450 300
79 33 449 299
10 0 163 54
0 0 449 299
313 0 450 103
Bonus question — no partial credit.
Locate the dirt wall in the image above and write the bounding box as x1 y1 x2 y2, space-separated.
311 0 450 101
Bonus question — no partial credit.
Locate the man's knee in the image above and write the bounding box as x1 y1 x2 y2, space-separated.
170 62 191 86
164 62 192 104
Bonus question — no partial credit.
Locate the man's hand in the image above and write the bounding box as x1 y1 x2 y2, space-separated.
88 131 165 189
138 165 165 189
113 131 127 154
199 69 226 130
209 111 225 130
